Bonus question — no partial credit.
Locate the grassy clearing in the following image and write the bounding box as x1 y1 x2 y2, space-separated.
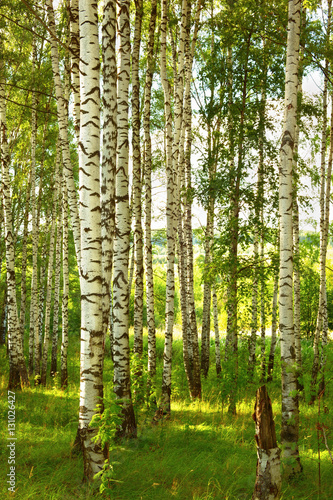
0 333 333 499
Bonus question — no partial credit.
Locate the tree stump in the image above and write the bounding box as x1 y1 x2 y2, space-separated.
252 385 281 500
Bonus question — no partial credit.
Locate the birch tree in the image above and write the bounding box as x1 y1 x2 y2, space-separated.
0 61 29 389
143 0 158 393
132 0 144 360
101 0 117 351
156 0 176 417
78 0 105 479
112 0 137 438
279 0 302 476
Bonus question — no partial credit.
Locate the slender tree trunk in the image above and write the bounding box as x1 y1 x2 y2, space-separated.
0 287 7 346
19 173 31 345
36 236 47 383
61 177 69 389
46 0 81 267
78 0 106 479
113 0 137 439
132 0 144 359
279 0 302 475
267 270 279 382
248 215 259 377
156 0 176 417
311 0 332 402
259 222 266 383
101 0 117 354
0 67 29 389
184 40 201 399
292 11 305 388
201 196 213 379
41 155 60 386
212 286 221 375
50 173 63 377
28 31 39 377
69 0 80 142
319 85 333 395
143 0 158 396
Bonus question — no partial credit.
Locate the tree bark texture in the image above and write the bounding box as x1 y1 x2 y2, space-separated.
112 0 137 439
78 0 106 480
279 0 302 475
0 67 29 389
252 385 281 500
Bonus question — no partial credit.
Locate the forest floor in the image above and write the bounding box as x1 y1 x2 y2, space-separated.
0 332 333 499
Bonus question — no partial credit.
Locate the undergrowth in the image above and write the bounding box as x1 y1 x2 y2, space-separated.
0 332 332 499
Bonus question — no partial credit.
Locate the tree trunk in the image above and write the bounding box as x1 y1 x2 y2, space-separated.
50 171 63 377
112 0 137 439
61 176 69 389
69 0 80 142
19 172 31 345
101 0 117 356
311 0 332 402
143 0 158 396
267 270 279 382
46 0 81 267
1 66 29 390
279 0 302 476
41 153 60 386
156 0 176 418
132 0 144 360
28 31 39 377
252 385 281 500
78 0 106 480
212 286 221 375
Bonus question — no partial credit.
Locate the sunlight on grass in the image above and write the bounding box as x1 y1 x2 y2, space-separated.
1 337 333 499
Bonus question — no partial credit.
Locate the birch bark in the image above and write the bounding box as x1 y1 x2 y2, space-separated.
279 0 302 475
78 0 106 479
61 176 69 388
40 154 60 386
112 0 137 438
132 0 144 359
101 0 117 351
51 174 63 377
28 30 39 377
46 0 81 267
311 0 331 400
212 286 221 375
143 0 157 387
0 67 29 389
156 0 176 417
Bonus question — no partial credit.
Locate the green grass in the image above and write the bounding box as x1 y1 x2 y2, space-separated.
1 333 333 499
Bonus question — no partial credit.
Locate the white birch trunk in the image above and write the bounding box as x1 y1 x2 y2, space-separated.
78 0 106 480
279 0 302 475
212 286 221 375
46 0 81 268
157 0 176 416
267 270 279 382
51 173 63 377
101 0 117 349
132 0 144 359
311 0 332 400
40 154 60 386
61 176 69 388
143 0 157 384
69 0 80 142
0 68 29 389
19 173 31 345
29 31 39 377
112 0 137 438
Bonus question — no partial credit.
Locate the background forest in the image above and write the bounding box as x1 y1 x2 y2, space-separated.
1 0 333 499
